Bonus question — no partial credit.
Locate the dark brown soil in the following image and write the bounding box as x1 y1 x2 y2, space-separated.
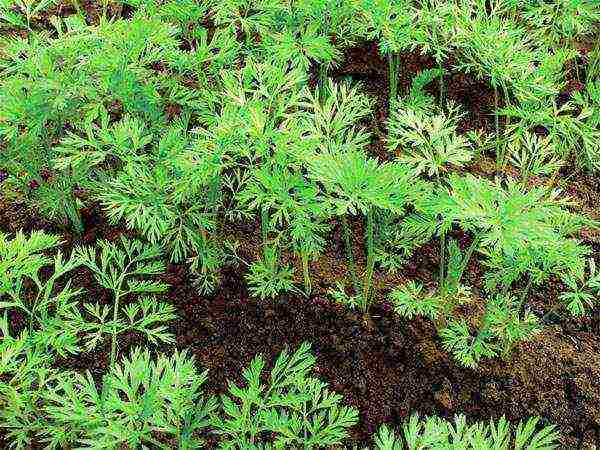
1 38 600 450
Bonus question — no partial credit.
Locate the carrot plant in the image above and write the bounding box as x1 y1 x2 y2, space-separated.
0 230 82 355
42 347 216 449
355 0 425 102
369 414 559 450
1 0 600 445
390 174 593 367
308 147 427 314
73 237 174 369
453 9 535 167
212 342 359 448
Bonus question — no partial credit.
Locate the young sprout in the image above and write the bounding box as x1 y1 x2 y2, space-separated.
73 237 173 369
371 415 559 450
212 342 358 447
391 173 592 367
387 103 473 179
308 147 426 314
355 0 425 102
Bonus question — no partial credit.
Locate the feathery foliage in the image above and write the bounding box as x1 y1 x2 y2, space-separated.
212 342 359 448
368 414 559 450
42 347 216 449
73 237 174 368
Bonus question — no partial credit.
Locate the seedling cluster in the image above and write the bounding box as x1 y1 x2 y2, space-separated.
0 0 598 447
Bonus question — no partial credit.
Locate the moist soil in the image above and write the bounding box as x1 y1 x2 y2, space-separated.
1 33 600 449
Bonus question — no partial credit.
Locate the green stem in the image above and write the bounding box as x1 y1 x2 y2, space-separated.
319 64 328 88
388 53 400 103
494 85 501 171
456 232 484 287
341 215 361 296
110 291 121 369
302 252 311 296
438 60 444 107
519 276 533 305
439 228 446 296
261 208 269 257
361 208 375 314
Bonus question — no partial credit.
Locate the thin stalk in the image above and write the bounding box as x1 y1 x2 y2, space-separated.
361 208 375 313
439 228 446 296
301 252 311 296
455 232 484 287
572 39 581 83
388 53 400 103
438 60 444 107
110 290 121 369
261 208 269 257
519 276 533 304
494 84 501 171
302 402 308 445
318 64 328 88
27 307 35 331
341 215 361 296
109 262 132 370
66 198 84 234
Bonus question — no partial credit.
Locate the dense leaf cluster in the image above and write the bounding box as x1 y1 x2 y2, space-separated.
0 0 598 446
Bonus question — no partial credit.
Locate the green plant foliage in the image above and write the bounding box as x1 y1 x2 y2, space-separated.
353 0 425 99
245 245 296 300
308 147 419 221
0 318 57 449
439 294 540 369
212 342 359 449
423 174 589 292
394 68 444 112
390 276 507 368
2 1 600 445
506 133 563 184
0 0 57 29
387 104 473 178
42 347 217 449
391 173 591 367
0 230 88 448
368 414 559 449
0 230 82 355
298 79 373 151
93 124 227 272
73 237 175 367
0 12 188 231
573 79 600 129
523 0 600 47
559 258 600 316
500 97 600 172
308 147 428 312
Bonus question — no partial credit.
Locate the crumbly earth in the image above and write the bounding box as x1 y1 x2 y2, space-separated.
1 22 600 450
